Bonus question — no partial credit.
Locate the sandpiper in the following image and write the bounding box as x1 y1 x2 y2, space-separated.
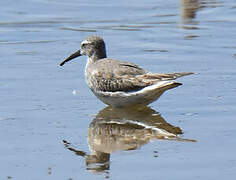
59 35 193 107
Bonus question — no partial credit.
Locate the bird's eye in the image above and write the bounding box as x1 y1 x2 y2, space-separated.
81 43 87 48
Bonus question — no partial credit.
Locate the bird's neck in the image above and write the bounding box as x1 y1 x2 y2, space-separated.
89 50 107 62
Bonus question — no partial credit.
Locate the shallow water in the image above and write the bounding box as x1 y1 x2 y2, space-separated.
0 0 236 179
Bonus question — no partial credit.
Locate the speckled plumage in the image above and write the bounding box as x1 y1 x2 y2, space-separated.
60 35 193 107
85 58 192 93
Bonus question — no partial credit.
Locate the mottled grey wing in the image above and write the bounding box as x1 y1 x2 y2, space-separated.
96 59 146 76
116 62 146 76
93 59 148 92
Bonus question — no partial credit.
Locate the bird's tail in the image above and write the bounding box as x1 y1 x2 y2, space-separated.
140 72 194 81
151 81 182 92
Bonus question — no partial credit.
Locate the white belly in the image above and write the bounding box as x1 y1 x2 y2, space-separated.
91 81 177 107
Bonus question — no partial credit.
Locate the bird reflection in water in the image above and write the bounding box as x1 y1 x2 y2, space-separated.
180 0 200 25
180 0 219 26
63 106 195 175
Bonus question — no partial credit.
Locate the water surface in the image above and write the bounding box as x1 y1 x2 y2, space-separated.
0 0 236 179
